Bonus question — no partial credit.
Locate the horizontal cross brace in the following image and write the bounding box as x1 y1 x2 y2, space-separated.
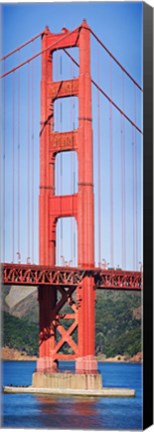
49 194 78 219
48 78 79 100
50 130 78 153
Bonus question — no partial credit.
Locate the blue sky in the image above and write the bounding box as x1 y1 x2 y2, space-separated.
2 2 142 81
1 2 143 270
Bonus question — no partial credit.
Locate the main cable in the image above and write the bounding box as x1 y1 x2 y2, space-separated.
63 48 142 135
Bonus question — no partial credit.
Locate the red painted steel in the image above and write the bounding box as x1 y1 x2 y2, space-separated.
0 26 80 79
1 22 143 376
39 20 97 373
1 263 142 290
0 35 142 137
76 20 96 373
1 263 142 370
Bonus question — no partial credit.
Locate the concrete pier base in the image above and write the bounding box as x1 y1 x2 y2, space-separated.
32 372 102 391
3 372 136 398
3 385 135 397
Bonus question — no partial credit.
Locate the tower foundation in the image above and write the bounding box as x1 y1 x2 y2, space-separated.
32 371 102 391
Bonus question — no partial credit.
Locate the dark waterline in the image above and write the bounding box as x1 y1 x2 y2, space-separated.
2 360 142 429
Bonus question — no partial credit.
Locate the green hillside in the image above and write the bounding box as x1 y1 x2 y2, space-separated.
2 291 141 358
2 312 39 356
95 291 141 357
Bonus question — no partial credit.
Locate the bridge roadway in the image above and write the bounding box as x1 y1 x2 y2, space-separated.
1 263 142 290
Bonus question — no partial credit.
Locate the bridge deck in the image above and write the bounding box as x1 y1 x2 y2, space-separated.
1 263 142 290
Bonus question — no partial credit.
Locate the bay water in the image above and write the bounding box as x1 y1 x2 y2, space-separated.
1 361 142 429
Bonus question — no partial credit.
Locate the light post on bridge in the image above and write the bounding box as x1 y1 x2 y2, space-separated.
101 259 109 270
16 252 21 264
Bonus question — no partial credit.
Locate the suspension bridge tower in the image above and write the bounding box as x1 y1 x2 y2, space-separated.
1 16 142 398
33 20 101 389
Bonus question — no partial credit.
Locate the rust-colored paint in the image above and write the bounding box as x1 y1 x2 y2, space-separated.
38 21 97 373
2 263 142 289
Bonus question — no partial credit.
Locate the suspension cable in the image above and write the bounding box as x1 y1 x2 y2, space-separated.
17 51 21 260
97 45 101 267
1 24 142 95
27 61 31 261
0 25 81 79
70 59 73 264
121 115 123 267
60 54 63 264
132 126 135 270
90 28 143 92
109 56 114 268
0 31 43 62
73 82 76 265
122 72 126 269
3 60 6 262
56 51 59 264
1 30 142 135
63 48 142 135
31 44 35 264
134 85 138 270
12 72 15 262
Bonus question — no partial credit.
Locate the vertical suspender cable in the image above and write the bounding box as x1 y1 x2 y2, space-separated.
70 60 73 264
109 55 114 268
97 46 101 267
120 114 124 268
73 100 76 265
134 85 138 270
56 52 59 194
60 54 63 263
12 72 15 262
70 59 76 266
3 64 5 261
121 72 126 269
27 61 30 261
132 126 135 269
56 52 59 264
73 90 76 265
17 50 20 260
60 91 62 266
31 49 35 263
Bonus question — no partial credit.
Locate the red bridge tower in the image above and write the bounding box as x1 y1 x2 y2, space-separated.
37 20 97 374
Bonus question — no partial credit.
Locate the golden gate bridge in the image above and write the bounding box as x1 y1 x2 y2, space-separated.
1 20 142 377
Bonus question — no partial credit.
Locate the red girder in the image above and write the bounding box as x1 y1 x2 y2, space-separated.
1 263 142 290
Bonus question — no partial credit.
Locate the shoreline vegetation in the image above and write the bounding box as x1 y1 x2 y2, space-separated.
2 290 142 363
1 347 143 364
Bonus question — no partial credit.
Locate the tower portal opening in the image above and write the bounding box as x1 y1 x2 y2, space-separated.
54 96 78 132
56 216 77 267
53 47 79 82
55 150 78 196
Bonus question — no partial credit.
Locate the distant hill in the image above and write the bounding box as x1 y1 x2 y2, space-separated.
1 285 141 358
1 285 38 323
